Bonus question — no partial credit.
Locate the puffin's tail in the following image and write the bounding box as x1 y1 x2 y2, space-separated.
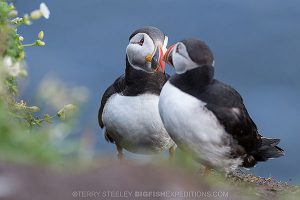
254 137 284 161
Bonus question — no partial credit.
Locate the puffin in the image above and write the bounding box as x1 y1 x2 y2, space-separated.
159 38 284 173
98 26 176 160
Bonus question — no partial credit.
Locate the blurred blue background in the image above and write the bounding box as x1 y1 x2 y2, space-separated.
15 0 300 183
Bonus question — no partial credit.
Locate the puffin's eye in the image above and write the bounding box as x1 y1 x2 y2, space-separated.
176 44 188 58
176 44 180 53
138 38 144 46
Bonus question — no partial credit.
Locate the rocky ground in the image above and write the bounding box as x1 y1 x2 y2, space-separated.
227 169 300 199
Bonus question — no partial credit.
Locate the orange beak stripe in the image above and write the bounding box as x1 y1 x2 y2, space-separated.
163 44 176 65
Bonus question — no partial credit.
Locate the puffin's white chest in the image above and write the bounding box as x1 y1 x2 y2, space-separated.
102 93 173 154
159 81 242 171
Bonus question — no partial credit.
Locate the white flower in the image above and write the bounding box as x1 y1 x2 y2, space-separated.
2 57 23 77
3 56 13 67
40 3 50 19
8 62 22 77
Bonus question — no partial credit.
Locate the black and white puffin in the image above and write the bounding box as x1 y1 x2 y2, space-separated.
159 38 284 172
98 26 175 160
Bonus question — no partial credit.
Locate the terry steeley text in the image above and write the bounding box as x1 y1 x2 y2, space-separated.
72 190 229 198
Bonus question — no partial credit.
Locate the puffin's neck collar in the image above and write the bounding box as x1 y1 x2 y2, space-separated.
172 65 214 89
125 57 165 85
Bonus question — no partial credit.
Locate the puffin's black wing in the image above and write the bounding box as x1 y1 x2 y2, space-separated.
98 74 125 128
202 80 258 147
201 80 283 166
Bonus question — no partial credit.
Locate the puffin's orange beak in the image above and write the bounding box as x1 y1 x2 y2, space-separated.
163 44 176 67
146 45 165 73
156 46 165 72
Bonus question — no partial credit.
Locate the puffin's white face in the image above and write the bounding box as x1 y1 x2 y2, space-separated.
170 42 198 74
126 33 168 73
164 42 215 74
126 33 155 72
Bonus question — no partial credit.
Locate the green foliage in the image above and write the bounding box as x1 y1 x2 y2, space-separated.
4 29 23 60
0 0 13 25
0 100 59 163
0 0 79 164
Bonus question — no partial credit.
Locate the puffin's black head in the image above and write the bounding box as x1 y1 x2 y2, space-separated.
126 26 168 73
164 38 214 74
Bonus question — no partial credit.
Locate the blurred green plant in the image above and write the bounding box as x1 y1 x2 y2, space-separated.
0 0 81 164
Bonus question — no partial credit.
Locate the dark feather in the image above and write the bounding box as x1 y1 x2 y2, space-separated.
104 128 115 143
129 26 165 44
